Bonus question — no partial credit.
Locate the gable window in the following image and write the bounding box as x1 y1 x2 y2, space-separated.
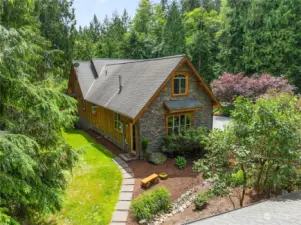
166 113 192 135
114 113 122 132
173 73 188 96
82 99 86 111
92 104 97 115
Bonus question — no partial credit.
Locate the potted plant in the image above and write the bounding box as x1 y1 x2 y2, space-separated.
159 172 168 180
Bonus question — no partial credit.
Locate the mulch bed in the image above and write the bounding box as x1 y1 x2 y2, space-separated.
163 189 265 225
126 159 204 225
86 130 270 225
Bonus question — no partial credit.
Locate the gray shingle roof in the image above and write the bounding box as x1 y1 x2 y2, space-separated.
164 99 202 111
73 55 185 119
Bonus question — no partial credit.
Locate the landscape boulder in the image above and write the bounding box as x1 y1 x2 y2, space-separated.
147 152 167 165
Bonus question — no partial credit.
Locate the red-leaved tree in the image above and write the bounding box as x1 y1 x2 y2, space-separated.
212 73 295 103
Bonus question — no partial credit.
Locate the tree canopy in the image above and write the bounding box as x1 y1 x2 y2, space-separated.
194 92 301 206
0 0 77 223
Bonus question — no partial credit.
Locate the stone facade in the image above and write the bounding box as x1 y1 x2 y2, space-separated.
139 63 213 152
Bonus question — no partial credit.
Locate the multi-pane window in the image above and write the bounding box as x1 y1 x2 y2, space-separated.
92 104 97 115
167 113 192 135
82 99 86 111
114 113 122 132
173 74 188 95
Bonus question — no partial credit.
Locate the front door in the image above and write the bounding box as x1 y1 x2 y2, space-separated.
131 124 138 153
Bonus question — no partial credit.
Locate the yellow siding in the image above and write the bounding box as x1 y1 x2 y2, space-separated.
70 70 137 151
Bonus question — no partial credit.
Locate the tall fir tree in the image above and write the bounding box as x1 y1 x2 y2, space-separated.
184 7 221 83
0 0 78 223
181 0 201 13
39 0 76 63
162 0 186 56
89 15 101 43
132 0 152 34
219 0 301 92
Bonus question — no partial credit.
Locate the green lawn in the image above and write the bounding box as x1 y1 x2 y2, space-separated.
49 129 122 225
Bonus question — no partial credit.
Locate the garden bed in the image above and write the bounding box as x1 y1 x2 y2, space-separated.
126 159 204 225
163 189 265 225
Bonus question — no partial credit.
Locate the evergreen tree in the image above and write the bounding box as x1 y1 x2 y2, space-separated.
0 0 78 223
184 7 221 83
161 0 169 13
181 0 201 13
132 0 152 34
161 1 186 56
39 0 76 63
98 11 129 58
201 0 221 12
89 15 101 43
219 0 301 92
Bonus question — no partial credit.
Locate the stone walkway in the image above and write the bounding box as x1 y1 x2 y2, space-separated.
111 157 135 225
187 191 301 225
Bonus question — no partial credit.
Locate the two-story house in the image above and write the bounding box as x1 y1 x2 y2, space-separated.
68 55 220 154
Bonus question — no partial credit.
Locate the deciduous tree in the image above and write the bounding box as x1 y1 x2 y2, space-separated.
194 92 301 206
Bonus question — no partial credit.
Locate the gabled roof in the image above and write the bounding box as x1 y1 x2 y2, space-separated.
72 55 220 120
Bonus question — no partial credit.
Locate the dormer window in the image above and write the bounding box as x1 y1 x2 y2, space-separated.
172 72 188 96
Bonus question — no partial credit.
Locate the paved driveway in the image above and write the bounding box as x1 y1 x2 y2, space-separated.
187 191 301 225
213 116 230 130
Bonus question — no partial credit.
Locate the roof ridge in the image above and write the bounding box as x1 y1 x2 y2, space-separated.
101 55 186 67
73 55 185 66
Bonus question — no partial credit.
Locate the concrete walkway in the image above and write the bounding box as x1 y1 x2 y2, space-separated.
213 116 230 130
111 157 135 225
187 191 301 225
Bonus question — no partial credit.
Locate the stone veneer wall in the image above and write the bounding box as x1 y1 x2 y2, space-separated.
138 63 213 153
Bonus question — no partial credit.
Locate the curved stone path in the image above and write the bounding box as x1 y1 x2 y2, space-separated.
111 157 135 225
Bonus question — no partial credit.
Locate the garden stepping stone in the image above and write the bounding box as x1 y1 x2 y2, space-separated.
111 157 135 224
121 185 134 192
119 192 133 201
115 201 131 211
123 172 133 179
121 167 133 174
112 157 127 166
111 211 129 222
117 164 129 170
123 178 135 185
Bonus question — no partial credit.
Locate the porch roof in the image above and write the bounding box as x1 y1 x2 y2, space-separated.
164 98 202 112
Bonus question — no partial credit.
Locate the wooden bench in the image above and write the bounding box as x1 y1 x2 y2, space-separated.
141 173 159 188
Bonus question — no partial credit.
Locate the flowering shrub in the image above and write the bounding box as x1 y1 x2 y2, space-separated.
212 73 295 103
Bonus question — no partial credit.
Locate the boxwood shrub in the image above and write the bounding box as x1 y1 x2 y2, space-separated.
131 187 171 221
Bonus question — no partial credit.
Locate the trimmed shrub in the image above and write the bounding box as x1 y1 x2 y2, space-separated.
141 137 149 159
175 156 187 169
162 127 208 158
131 187 171 222
194 193 209 210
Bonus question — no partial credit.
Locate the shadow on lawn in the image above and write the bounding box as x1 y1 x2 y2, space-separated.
64 128 116 159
